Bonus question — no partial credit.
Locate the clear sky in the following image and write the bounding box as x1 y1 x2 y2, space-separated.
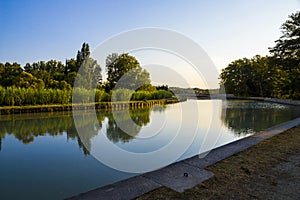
0 0 299 87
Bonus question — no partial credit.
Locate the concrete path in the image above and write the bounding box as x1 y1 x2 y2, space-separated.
67 117 300 200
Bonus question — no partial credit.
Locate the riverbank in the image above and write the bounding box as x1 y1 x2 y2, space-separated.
225 95 300 106
137 124 300 199
68 116 300 200
182 94 300 106
0 99 179 115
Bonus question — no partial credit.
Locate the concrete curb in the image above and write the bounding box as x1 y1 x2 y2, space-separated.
67 117 300 200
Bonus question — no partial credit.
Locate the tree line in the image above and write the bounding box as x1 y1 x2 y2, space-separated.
0 43 173 106
220 11 300 99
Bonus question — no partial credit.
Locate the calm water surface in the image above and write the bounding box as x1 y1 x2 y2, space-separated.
0 99 300 199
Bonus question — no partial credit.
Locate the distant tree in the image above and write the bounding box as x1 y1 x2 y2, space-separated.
0 62 23 87
137 83 156 92
76 57 102 89
0 63 4 84
106 53 151 91
65 58 77 73
76 42 90 70
17 71 45 89
24 63 32 73
156 85 169 91
219 56 272 97
74 43 102 89
65 58 77 86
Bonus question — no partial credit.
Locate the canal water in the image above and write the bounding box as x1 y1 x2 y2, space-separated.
0 99 299 199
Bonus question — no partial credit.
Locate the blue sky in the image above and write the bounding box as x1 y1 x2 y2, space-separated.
0 0 299 73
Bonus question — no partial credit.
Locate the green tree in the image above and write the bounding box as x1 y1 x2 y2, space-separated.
270 11 300 59
269 11 300 99
219 56 272 97
76 42 90 70
74 43 102 89
17 71 45 89
0 63 4 84
0 62 23 87
106 53 151 91
65 58 77 86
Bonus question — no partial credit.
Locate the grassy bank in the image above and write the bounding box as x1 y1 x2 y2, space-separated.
0 86 178 115
137 125 300 199
0 99 180 115
0 86 175 106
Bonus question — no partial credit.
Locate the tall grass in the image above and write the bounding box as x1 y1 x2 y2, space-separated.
131 90 173 101
0 86 73 106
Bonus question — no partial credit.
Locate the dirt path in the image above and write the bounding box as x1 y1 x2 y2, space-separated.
137 126 300 200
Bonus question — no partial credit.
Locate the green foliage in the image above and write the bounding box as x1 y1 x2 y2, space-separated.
0 62 23 87
137 83 157 92
95 89 111 102
0 86 73 106
220 56 272 97
269 11 300 59
0 43 101 91
74 43 102 89
72 87 94 104
151 90 173 100
131 90 173 101
220 11 300 99
0 43 172 106
269 11 300 99
0 86 172 107
106 53 151 90
131 91 152 101
111 88 134 102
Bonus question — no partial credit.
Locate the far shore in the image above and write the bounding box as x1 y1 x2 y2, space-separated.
188 94 300 106
1 96 300 115
0 99 179 115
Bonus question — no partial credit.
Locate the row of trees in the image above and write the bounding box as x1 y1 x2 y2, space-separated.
0 43 100 90
0 43 153 91
220 11 300 99
0 43 175 106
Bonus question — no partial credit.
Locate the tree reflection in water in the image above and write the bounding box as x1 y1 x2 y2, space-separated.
106 108 151 143
0 112 94 154
221 100 300 135
1 101 299 155
0 106 165 154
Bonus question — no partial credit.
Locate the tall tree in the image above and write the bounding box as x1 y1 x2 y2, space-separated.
106 53 151 91
74 43 102 89
269 11 300 59
76 42 91 70
269 11 300 99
